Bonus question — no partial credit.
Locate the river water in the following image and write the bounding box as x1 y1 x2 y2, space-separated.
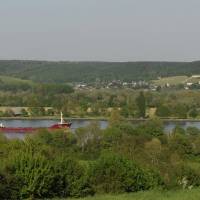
1 119 200 139
1 119 108 139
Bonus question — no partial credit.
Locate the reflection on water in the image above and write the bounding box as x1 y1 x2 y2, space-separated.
2 119 200 140
164 121 200 133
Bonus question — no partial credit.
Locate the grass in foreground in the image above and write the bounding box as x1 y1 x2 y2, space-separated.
52 189 200 200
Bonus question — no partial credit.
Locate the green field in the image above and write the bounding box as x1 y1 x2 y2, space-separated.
152 76 188 86
53 189 200 200
0 75 34 85
186 76 200 84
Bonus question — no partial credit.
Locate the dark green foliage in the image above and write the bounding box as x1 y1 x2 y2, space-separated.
1 138 92 199
156 105 171 117
102 126 123 147
51 157 93 198
136 119 164 137
33 130 77 150
136 92 146 118
169 133 193 156
115 122 136 135
4 150 54 199
33 83 74 97
0 173 20 200
172 125 186 135
186 127 200 136
1 60 200 83
0 80 73 93
173 104 188 118
188 108 198 118
89 153 162 193
175 165 200 188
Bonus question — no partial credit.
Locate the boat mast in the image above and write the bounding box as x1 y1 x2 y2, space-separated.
60 112 64 124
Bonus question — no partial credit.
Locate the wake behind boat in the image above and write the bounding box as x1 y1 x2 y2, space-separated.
0 112 72 133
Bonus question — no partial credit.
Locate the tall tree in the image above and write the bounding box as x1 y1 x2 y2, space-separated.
136 91 146 118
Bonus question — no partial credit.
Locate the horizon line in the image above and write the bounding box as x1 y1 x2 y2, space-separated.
0 59 199 63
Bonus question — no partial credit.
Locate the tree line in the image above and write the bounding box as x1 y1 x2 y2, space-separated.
1 89 200 119
1 60 200 83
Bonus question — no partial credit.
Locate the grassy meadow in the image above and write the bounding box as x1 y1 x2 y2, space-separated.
54 189 200 200
0 75 34 85
152 75 200 87
152 76 188 86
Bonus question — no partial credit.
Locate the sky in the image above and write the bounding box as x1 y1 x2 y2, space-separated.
0 0 199 61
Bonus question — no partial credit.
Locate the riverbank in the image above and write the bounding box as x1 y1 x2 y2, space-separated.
1 116 200 122
0 116 108 120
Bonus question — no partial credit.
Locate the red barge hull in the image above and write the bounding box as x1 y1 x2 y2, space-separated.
0 123 72 133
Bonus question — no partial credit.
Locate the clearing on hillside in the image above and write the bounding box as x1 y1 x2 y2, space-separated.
153 76 188 86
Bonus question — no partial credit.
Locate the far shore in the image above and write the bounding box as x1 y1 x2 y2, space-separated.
0 116 200 122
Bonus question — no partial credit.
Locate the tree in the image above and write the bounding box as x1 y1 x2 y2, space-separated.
156 105 171 117
76 122 102 156
144 138 162 165
136 118 164 137
136 91 146 118
188 108 198 118
109 109 124 126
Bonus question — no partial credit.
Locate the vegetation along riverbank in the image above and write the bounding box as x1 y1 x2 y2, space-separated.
2 116 200 199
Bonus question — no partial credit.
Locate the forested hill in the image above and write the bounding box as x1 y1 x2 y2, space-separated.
0 60 200 83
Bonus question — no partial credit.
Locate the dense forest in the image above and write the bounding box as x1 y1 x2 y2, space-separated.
0 60 200 83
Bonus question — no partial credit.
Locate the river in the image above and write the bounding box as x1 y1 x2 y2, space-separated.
1 119 200 139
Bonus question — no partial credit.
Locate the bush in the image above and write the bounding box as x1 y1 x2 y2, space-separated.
136 119 164 137
89 153 162 193
188 108 198 118
115 122 136 135
51 157 93 198
187 127 200 136
156 105 171 117
2 149 93 199
175 165 200 189
0 173 20 200
4 150 54 199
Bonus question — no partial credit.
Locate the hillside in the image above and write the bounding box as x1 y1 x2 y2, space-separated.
0 75 34 85
0 60 200 83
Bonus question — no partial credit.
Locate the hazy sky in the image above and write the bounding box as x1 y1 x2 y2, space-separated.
0 0 199 61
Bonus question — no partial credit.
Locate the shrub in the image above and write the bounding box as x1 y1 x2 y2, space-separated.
2 149 93 199
188 108 198 118
136 119 164 137
89 153 162 193
4 150 54 199
156 105 171 117
51 157 93 198
186 127 200 136
0 173 20 200
175 165 200 189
